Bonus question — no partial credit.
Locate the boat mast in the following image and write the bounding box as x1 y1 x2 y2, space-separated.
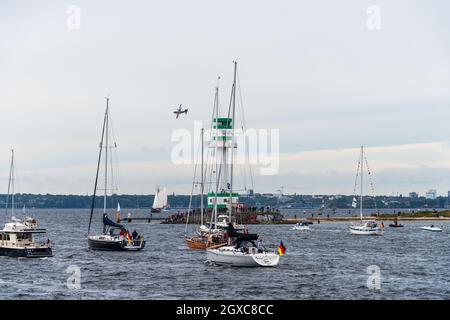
104 98 109 214
87 97 108 235
228 61 237 222
6 149 15 217
360 145 363 223
200 127 204 226
213 86 220 228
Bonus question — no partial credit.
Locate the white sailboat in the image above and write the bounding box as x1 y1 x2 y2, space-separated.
151 187 168 213
349 145 384 236
205 62 281 267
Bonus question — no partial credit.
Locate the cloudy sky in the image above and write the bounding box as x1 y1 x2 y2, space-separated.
1 0 449 196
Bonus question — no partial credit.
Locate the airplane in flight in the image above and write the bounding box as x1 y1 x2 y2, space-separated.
173 104 188 119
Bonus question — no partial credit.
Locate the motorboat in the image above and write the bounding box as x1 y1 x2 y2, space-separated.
292 221 311 231
0 149 53 258
389 220 404 228
421 225 442 232
0 219 53 258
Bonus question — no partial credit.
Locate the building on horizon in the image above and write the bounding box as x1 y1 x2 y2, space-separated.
409 192 419 198
425 189 437 200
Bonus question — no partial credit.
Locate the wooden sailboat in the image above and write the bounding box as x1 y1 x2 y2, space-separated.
151 186 168 213
185 88 228 250
87 97 145 251
349 145 384 236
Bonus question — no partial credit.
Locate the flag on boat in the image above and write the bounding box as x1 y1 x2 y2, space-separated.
351 197 357 208
277 241 286 256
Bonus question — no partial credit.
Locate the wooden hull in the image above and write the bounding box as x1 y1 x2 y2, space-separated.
185 236 226 250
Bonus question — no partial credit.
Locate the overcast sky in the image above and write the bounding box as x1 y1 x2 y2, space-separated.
1 0 450 196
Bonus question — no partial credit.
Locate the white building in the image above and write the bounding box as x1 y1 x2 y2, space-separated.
425 189 437 200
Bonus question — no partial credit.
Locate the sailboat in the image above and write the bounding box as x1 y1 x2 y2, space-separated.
0 149 53 258
151 187 168 213
87 97 145 251
349 145 384 236
204 62 281 267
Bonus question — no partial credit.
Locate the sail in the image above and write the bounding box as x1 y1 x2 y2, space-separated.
103 213 123 228
152 187 168 209
161 187 168 207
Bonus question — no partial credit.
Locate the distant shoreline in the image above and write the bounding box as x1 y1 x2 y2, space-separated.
280 216 450 223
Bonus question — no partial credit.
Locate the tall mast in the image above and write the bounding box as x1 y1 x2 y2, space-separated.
360 145 363 222
6 149 15 217
104 97 109 213
213 86 220 227
200 127 204 226
228 61 237 221
87 97 108 235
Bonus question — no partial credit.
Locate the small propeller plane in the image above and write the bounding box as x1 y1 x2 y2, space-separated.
173 104 188 119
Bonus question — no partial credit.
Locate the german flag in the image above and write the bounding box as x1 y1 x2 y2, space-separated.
277 241 286 256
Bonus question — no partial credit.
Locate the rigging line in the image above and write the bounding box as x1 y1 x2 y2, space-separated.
363 152 378 214
237 69 255 190
352 152 361 197
185 128 202 234
5 150 13 218
87 99 108 235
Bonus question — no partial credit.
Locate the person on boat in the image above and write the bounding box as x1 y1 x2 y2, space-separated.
257 239 264 253
119 228 125 238
132 230 138 240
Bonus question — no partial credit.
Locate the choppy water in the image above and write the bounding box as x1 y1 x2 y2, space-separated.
1 209 449 299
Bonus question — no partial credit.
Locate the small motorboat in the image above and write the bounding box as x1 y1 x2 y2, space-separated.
292 221 311 231
389 221 404 228
421 225 442 232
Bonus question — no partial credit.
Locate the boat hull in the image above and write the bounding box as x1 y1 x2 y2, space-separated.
292 226 310 231
185 236 226 250
0 246 53 258
349 226 383 235
151 208 161 213
88 236 145 251
206 247 280 267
